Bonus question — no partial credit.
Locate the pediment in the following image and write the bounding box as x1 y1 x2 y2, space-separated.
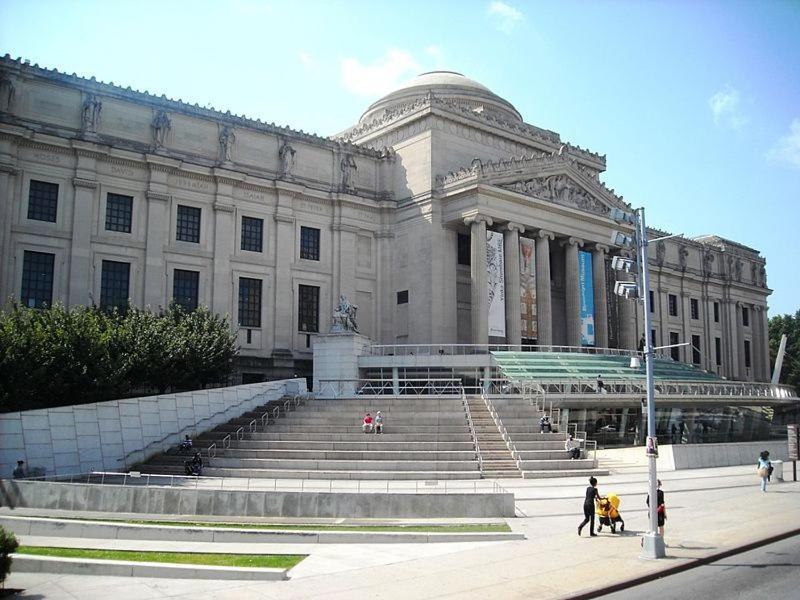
499 171 614 217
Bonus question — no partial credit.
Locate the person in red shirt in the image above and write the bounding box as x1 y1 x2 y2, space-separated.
362 412 373 433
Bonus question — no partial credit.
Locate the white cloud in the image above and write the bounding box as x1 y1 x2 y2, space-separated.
340 49 420 97
708 86 748 130
425 45 445 68
487 1 523 34
767 119 800 170
298 51 316 70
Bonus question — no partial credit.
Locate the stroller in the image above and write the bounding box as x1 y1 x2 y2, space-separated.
596 493 625 533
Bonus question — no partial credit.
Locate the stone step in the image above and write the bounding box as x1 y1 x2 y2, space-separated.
517 450 587 460
199 450 478 461
202 441 477 451
234 433 473 442
517 459 596 471
251 425 471 433
145 466 483 480
155 457 481 471
521 468 610 479
482 471 522 479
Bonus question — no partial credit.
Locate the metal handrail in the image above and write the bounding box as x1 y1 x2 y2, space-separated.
362 343 645 357
483 392 522 472
461 388 483 474
316 378 463 398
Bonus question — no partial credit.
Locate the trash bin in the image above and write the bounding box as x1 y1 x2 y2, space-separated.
771 460 783 482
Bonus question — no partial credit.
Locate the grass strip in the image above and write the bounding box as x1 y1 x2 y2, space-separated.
55 516 510 533
16 546 305 569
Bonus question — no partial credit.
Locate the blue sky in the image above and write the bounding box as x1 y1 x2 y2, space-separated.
2 0 798 316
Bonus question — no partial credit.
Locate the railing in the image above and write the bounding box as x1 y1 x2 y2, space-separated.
316 378 463 398
362 344 644 357
11 470 512 495
118 390 270 468
461 388 483 474
482 392 522 473
208 394 308 458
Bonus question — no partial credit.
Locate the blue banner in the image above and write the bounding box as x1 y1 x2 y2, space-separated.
578 251 595 346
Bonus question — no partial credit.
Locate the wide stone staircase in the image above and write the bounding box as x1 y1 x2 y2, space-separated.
489 396 608 479
466 397 520 478
139 396 481 480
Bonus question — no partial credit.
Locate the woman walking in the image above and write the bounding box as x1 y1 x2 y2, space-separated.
757 450 772 492
646 479 666 535
578 476 601 537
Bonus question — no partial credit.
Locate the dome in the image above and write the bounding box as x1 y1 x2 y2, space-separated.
359 71 523 124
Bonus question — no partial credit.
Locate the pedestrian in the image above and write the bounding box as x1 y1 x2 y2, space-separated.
670 423 678 444
757 450 772 492
596 375 605 394
646 479 666 535
12 460 27 479
578 476 601 537
565 433 581 460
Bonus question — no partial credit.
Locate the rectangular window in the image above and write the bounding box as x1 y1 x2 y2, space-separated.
713 302 720 323
105 193 133 233
100 260 130 313
651 329 657 347
238 277 262 328
298 284 320 333
173 269 199 311
715 337 722 366
27 180 58 222
668 294 678 317
669 331 680 361
744 340 752 369
241 216 263 253
21 251 55 308
457 233 471 266
397 290 408 304
176 205 201 243
649 290 655 313
300 226 320 261
742 307 750 327
692 334 701 365
690 298 699 320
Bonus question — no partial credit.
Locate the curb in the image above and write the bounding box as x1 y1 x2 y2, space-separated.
0 515 524 544
562 527 800 599
10 554 289 580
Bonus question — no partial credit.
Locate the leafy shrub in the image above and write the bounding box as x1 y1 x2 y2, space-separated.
0 526 19 585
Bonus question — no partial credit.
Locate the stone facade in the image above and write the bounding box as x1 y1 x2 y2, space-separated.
0 58 771 381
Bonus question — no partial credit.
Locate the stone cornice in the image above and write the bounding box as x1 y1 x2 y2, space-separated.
72 177 97 189
213 202 234 213
0 163 19 175
145 191 170 203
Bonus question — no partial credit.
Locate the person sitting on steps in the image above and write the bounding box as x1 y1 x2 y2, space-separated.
185 451 203 476
362 412 374 434
565 433 581 459
539 414 552 433
374 411 384 434
179 435 193 453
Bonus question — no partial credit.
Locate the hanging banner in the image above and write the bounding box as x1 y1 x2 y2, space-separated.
519 237 537 340
578 250 595 346
486 230 506 337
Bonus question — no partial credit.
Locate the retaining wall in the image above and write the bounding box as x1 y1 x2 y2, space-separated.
0 380 306 478
0 480 515 518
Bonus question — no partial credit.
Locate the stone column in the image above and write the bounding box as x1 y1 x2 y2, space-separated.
143 191 169 308
211 202 234 315
375 229 394 344
69 177 97 307
758 306 771 382
335 224 358 304
563 237 583 347
467 215 492 345
592 244 609 349
617 252 637 351
751 304 762 381
535 229 554 346
681 291 692 363
273 207 295 352
0 164 19 301
504 222 524 347
734 301 745 380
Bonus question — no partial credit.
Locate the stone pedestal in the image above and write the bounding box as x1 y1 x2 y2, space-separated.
312 332 371 398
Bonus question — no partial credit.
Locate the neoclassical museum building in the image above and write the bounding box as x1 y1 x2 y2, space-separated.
0 56 772 383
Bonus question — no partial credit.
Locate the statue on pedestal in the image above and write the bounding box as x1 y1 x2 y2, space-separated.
331 294 358 333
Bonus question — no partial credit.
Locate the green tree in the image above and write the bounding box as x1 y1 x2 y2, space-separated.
769 310 800 389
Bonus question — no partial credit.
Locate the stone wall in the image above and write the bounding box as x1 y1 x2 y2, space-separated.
0 379 306 478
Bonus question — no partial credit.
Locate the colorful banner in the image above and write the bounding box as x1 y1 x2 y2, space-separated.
578 250 595 346
486 230 506 337
519 237 537 340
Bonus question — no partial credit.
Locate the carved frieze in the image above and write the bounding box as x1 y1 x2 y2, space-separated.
501 174 610 216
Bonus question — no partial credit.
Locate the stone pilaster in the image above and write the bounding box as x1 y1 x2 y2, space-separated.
751 304 762 381
592 244 609 348
211 202 234 316
0 163 19 301
617 251 637 351
467 215 491 345
69 176 97 306
273 200 295 352
375 229 394 344
758 305 771 381
504 222 524 347
535 229 554 345
334 223 358 304
681 291 692 363
563 237 583 347
730 300 742 380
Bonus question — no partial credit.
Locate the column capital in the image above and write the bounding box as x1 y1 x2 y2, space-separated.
72 177 98 190
593 243 609 254
213 202 234 213
753 304 763 313
0 163 19 176
537 229 554 241
464 214 493 227
505 222 525 234
560 236 584 248
145 191 171 203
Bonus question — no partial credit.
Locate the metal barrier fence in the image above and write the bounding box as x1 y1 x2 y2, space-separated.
11 471 510 495
316 378 463 398
362 344 644 357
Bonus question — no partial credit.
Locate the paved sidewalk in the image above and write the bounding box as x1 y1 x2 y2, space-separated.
6 465 799 599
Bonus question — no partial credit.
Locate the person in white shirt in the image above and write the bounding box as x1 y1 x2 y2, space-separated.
565 434 581 459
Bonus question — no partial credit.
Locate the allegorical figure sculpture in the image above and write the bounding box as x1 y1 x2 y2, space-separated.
81 94 102 134
0 73 14 113
331 294 358 333
278 138 296 178
219 126 235 163
340 154 357 193
152 110 171 150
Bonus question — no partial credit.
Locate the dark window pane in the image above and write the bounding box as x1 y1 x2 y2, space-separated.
298 284 319 333
742 307 750 327
690 298 699 320
397 290 408 304
241 216 263 252
105 193 133 233
238 277 262 327
100 260 130 313
651 329 657 347
173 269 199 311
21 251 55 308
457 233 471 266
713 302 720 323
300 226 320 261
649 290 654 313
27 180 58 222
176 205 201 243
715 337 722 366
744 340 751 368
669 331 680 361
668 294 678 317
692 335 701 364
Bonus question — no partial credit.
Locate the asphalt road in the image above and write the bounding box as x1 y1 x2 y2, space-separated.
598 533 800 600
